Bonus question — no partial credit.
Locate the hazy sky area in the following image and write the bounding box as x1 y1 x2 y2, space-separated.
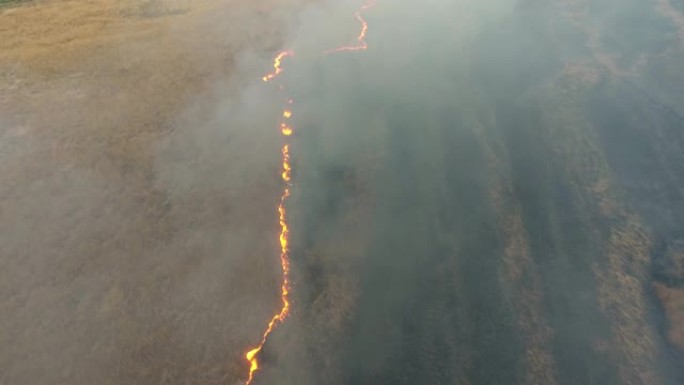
1 0 684 384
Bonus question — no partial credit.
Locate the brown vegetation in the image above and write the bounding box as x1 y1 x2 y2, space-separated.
0 1 306 384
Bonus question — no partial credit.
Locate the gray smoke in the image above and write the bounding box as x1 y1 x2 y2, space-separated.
236 1 684 384
2 0 684 384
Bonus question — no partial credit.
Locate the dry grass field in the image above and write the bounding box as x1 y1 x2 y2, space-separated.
3 1 684 384
0 1 307 384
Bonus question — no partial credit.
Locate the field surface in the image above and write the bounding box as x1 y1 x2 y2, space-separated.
2 1 684 385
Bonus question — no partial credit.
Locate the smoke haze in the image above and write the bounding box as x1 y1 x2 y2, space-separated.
252 0 684 384
2 0 684 384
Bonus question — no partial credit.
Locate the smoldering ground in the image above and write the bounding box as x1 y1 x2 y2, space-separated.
2 0 684 384
245 0 684 385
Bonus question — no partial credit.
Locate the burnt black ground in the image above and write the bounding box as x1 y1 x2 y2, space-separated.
255 1 684 384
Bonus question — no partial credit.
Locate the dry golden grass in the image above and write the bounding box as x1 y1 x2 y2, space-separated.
2 0 188 70
0 1 307 384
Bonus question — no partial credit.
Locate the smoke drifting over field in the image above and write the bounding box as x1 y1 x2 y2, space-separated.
219 0 684 384
2 0 684 384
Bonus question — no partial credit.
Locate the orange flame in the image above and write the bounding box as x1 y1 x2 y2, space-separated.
262 50 294 82
325 0 376 54
245 46 294 385
244 1 375 384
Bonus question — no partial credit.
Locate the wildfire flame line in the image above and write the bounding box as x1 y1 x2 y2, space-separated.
325 0 376 54
244 1 375 384
262 51 294 83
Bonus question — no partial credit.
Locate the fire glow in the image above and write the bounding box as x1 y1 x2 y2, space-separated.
244 1 376 384
325 0 376 54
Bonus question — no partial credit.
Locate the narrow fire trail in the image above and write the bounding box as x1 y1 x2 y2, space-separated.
243 1 376 384
244 53 294 385
325 0 376 54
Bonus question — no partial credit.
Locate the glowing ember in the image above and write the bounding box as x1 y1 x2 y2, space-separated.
281 123 293 136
